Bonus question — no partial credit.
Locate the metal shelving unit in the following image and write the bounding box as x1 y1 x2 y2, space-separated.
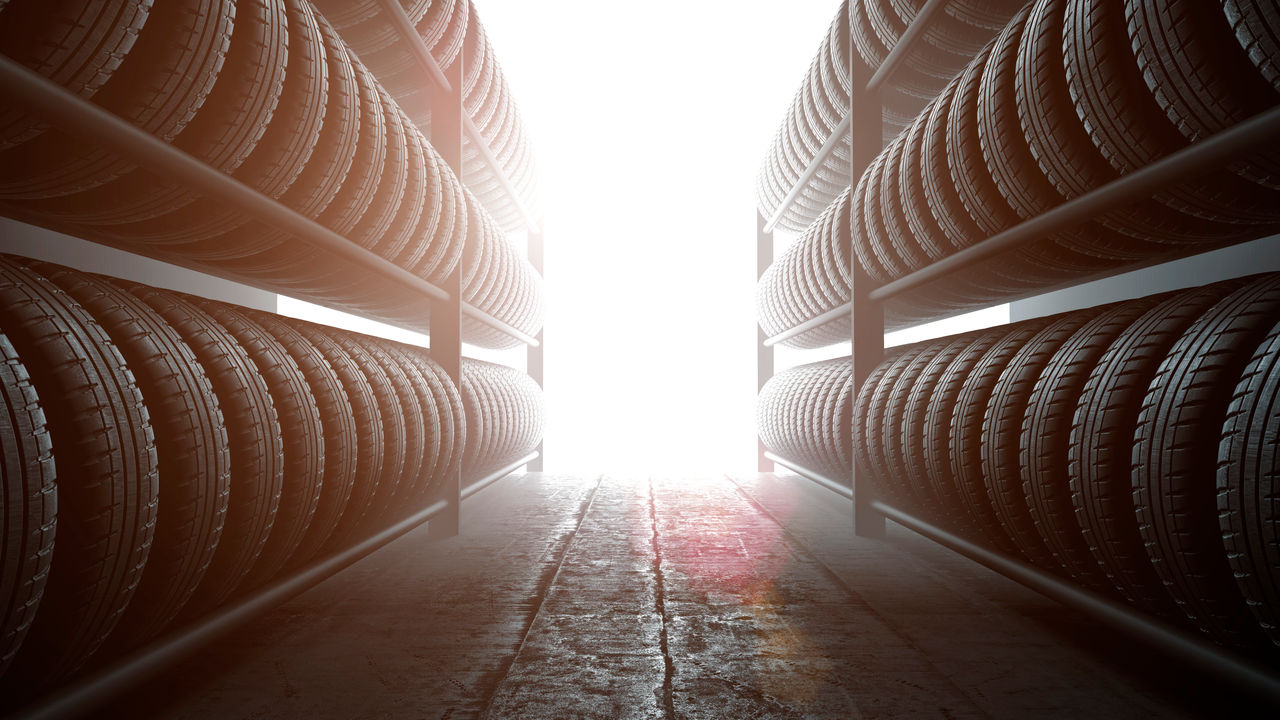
0 4 545 713
755 0 1280 704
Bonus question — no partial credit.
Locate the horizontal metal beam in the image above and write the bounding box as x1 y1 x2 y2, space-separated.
462 116 541 232
461 451 539 500
763 114 851 233
869 104 1280 303
763 301 852 347
764 452 853 500
7 500 449 720
866 0 951 93
0 54 451 306
461 302 540 346
872 500 1280 707
372 0 452 92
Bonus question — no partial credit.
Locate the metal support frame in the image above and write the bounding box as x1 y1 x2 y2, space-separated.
848 31 886 538
427 52 466 540
526 224 546 472
754 0 1280 699
757 212 774 472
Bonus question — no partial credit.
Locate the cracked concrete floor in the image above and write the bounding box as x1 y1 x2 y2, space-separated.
104 474 1263 719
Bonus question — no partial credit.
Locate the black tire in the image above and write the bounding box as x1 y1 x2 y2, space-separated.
1016 0 1225 250
318 59 386 241
320 331 405 540
1219 317 1280 647
245 311 357 566
980 2 1136 267
901 333 977 529
882 338 954 520
861 345 931 508
855 357 896 500
123 284 282 613
286 322 385 552
221 8 360 283
0 258 156 687
45 0 286 228
984 310 1101 572
383 342 461 499
32 263 229 647
1021 295 1165 592
1125 0 1280 194
0 0 151 152
1064 0 1277 227
0 331 55 679
952 319 1050 557
1069 278 1245 620
921 328 1005 539
1133 273 1280 646
1225 0 1280 93
372 100 426 265
461 359 541 480
193 300 322 589
143 0 330 256
366 340 433 514
0 0 231 202
348 86 409 258
945 33 1075 292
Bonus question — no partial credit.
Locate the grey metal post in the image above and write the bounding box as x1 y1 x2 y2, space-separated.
526 223 545 472
428 56 464 539
851 15 886 538
757 211 774 473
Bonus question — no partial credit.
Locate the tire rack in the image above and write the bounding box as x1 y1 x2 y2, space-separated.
754 0 1280 704
0 3 543 714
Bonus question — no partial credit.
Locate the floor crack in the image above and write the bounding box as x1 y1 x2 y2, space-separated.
648 478 677 720
477 475 603 719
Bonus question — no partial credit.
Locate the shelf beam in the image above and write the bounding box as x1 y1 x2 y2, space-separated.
461 452 540 500
763 114 849 234
6 500 449 720
865 0 951 93
764 452 851 500
0 54 449 305
868 105 1280 304
873 500 1280 707
763 301 852 347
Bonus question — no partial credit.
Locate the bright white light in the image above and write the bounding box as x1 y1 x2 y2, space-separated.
473 1 841 475
884 304 1010 347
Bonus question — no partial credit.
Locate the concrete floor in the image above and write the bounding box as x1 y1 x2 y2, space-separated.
102 473 1268 719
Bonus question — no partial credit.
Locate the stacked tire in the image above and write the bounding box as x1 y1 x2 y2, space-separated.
832 272 1280 652
756 357 855 482
0 0 543 349
0 255 492 698
312 0 539 232
757 0 1280 335
756 0 1027 234
460 359 545 479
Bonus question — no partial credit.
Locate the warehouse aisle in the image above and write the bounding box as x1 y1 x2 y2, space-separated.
105 475 1248 719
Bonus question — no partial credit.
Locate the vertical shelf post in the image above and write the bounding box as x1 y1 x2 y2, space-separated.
757 211 775 473
527 222 545 472
428 56 464 539
850 17 886 538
